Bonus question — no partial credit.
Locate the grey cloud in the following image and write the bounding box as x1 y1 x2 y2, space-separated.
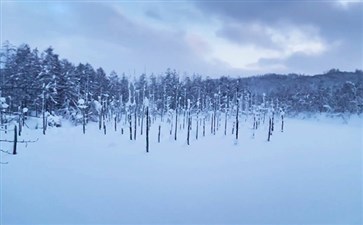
251 38 363 75
215 23 280 50
195 1 362 28
3 2 225 76
195 1 362 73
3 1 362 78
145 9 162 20
195 1 363 44
283 41 363 74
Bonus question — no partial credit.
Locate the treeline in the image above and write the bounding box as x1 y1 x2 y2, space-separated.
0 42 362 122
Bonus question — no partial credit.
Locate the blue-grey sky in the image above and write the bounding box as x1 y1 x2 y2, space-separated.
1 0 362 77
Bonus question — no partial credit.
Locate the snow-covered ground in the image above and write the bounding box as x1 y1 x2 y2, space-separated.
1 116 362 224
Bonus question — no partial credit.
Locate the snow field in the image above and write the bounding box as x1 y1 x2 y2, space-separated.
1 116 362 224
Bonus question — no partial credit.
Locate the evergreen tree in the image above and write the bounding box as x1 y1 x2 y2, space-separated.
37 47 62 113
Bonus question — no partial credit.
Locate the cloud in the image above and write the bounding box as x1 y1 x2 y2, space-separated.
249 36 360 75
185 33 212 56
145 9 162 20
192 22 326 74
195 1 363 46
335 0 362 9
216 23 277 49
193 0 362 74
216 22 327 55
2 1 362 77
2 2 227 76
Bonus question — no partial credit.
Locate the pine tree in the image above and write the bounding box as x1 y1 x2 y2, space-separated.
37 47 62 113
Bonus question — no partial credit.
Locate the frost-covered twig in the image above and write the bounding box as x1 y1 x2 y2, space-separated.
0 138 39 143
0 149 12 155
23 121 30 128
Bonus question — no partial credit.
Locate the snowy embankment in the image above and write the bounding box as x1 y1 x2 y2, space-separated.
1 116 362 224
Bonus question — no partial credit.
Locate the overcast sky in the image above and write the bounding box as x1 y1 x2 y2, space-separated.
1 0 362 77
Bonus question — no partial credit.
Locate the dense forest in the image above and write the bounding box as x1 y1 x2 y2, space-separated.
1 42 362 126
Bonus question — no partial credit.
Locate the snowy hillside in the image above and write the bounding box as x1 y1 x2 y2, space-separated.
1 117 362 224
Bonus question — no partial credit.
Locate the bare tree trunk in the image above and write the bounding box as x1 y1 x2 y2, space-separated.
213 107 216 135
174 108 178 141
42 96 46 135
271 111 275 132
183 110 186 129
253 115 258 138
281 115 284 132
161 85 166 122
187 112 191 145
253 115 257 130
203 118 205 137
224 110 227 135
158 125 161 143
187 99 191 145
236 98 239 140
141 106 144 135
1 111 3 126
13 125 17 155
129 114 132 140
196 112 199 140
18 114 22 136
82 110 86 134
114 116 117 132
99 112 102 130
267 117 272 142
134 107 137 140
146 106 149 153
210 114 213 134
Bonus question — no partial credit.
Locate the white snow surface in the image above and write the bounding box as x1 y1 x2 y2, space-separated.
1 116 362 224
144 97 149 107
77 99 85 105
93 100 102 113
